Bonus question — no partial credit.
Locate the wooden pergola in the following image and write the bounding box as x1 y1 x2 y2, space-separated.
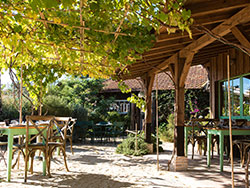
118 0 250 168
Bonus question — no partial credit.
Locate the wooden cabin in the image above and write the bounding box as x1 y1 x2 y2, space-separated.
117 0 250 170
103 65 208 130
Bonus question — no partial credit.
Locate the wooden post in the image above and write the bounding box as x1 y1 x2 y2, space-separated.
135 122 138 153
130 102 136 130
19 64 23 123
227 54 235 188
173 53 194 159
174 58 185 156
136 106 141 131
143 74 155 143
245 152 250 188
17 64 23 169
156 74 160 171
0 70 2 115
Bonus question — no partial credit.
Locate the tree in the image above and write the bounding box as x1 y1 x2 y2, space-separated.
44 77 114 122
0 0 193 114
0 0 192 78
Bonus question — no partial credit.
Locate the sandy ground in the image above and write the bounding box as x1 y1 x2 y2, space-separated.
0 140 247 188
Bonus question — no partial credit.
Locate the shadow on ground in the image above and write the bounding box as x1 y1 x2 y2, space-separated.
12 172 134 188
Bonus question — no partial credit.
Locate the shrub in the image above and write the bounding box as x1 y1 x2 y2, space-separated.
43 95 72 116
157 89 209 126
0 96 32 121
72 104 88 121
106 111 130 131
106 111 122 122
116 132 163 156
159 114 175 142
116 133 149 156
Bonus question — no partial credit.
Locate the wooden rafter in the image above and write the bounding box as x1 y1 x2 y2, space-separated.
156 30 202 42
186 0 250 17
231 26 250 52
148 4 250 76
22 16 133 37
112 3 129 43
193 13 230 26
179 52 195 88
153 37 195 51
180 5 250 57
144 43 187 57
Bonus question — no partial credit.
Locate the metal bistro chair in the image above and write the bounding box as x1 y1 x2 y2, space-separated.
73 120 94 143
24 115 54 182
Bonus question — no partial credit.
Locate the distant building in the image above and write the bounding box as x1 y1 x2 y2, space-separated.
101 65 208 129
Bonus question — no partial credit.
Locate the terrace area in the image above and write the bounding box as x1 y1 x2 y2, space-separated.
0 142 247 188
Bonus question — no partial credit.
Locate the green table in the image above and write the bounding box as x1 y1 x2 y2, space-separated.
206 127 250 172
0 125 46 182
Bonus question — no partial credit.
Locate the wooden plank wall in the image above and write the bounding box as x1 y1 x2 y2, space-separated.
208 49 250 118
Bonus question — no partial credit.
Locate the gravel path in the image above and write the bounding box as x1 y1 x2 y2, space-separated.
0 142 247 187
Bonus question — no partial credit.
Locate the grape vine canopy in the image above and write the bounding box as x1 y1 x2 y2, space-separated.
0 0 192 108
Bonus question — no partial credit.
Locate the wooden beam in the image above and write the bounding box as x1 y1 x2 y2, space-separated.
231 26 250 51
149 5 250 75
156 30 202 42
148 54 178 75
186 0 250 17
168 64 175 80
144 44 186 57
130 59 164 67
151 37 193 51
180 5 250 57
179 53 195 88
193 12 230 26
144 52 175 62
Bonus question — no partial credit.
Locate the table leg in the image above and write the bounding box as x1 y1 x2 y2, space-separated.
184 127 188 157
7 133 13 182
219 133 224 172
57 139 60 155
207 133 211 167
43 153 46 176
43 132 47 176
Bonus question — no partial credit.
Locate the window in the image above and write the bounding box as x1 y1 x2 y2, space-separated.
110 100 130 114
243 75 250 116
219 74 250 119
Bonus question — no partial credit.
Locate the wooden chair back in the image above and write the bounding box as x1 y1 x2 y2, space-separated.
24 115 54 182
52 117 72 144
25 115 54 146
68 118 76 137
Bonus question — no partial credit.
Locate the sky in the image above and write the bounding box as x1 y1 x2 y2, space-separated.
1 69 68 89
1 70 11 87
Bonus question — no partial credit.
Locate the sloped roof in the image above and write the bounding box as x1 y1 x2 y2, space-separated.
117 1 250 80
103 65 208 92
